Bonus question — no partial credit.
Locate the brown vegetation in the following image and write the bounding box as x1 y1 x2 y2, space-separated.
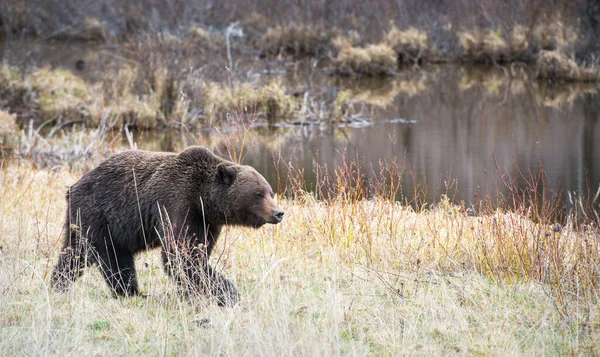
1 145 599 354
1 4 599 351
261 25 338 58
532 19 579 51
47 16 108 42
0 0 599 137
0 109 18 150
458 27 533 63
332 41 397 77
1 0 596 69
0 64 103 125
188 26 226 50
386 26 428 64
0 64 165 129
536 50 599 82
203 80 297 121
2 0 593 48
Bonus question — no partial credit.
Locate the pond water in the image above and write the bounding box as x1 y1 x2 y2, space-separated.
133 67 600 207
2 40 600 207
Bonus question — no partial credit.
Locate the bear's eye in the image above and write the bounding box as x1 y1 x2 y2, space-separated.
256 192 265 198
270 192 275 198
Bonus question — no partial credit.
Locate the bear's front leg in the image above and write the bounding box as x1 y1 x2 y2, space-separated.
161 245 239 306
204 264 240 307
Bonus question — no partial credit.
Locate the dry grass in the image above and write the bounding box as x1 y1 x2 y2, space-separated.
0 109 18 135
0 64 103 125
458 28 531 63
31 67 104 122
386 26 428 64
0 0 590 46
189 26 226 50
0 109 19 150
481 30 508 58
203 80 297 122
0 159 599 355
2 0 599 83
536 50 599 82
333 43 397 77
532 20 578 51
261 25 337 58
456 20 584 67
13 117 121 168
101 65 164 129
0 64 168 130
509 25 529 54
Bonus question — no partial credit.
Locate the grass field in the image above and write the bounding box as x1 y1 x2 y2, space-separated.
1 158 599 356
2 0 600 354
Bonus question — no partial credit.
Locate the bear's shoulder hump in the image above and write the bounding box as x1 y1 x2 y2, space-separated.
178 146 220 165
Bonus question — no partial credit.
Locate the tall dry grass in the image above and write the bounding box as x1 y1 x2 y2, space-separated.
0 138 599 355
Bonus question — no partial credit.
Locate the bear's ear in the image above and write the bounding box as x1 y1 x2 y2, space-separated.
216 163 237 185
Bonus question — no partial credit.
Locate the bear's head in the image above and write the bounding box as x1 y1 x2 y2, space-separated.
215 163 284 228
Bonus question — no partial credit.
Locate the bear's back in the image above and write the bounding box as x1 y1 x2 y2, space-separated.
71 150 175 201
67 151 177 243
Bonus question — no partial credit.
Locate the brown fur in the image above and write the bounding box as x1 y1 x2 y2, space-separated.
50 146 284 306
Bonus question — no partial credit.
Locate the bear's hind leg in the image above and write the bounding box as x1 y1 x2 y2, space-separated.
97 248 139 297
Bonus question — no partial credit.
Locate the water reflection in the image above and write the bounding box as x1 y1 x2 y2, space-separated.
132 67 600 205
2 38 599 205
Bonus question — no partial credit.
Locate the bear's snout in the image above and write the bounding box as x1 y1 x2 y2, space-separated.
266 209 285 224
273 209 285 223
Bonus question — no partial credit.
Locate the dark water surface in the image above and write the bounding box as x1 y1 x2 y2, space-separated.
2 40 600 206
134 67 600 206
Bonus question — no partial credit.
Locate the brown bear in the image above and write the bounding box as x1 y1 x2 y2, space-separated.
50 146 284 305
